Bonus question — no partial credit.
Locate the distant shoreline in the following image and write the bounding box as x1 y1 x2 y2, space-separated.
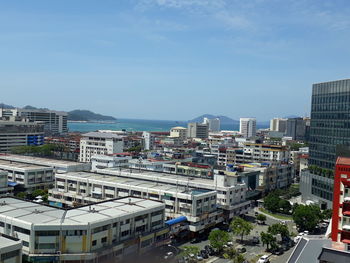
68 120 117 124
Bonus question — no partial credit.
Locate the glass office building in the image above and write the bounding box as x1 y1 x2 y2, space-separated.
309 79 350 169
301 79 350 209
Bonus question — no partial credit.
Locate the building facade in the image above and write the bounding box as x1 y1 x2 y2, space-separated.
203 118 220 132
1 108 68 135
270 118 287 133
170 127 188 142
187 123 209 139
301 79 350 209
0 118 44 153
0 197 168 263
79 132 124 163
239 118 256 138
0 235 22 263
286 117 308 141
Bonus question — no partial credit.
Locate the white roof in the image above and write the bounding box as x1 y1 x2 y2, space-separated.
0 197 164 226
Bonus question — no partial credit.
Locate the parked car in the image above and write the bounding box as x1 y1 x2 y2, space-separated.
271 247 283 255
236 245 247 253
257 255 270 263
252 236 260 244
196 254 203 261
227 241 233 247
164 252 174 260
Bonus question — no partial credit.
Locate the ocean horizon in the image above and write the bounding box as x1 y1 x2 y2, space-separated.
68 118 269 133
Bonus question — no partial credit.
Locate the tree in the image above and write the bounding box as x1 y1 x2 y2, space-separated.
179 246 199 263
292 204 321 231
223 248 246 263
278 200 292 214
321 209 333 220
260 232 276 251
32 189 46 198
16 192 27 199
268 224 290 239
208 229 230 253
256 214 267 224
230 217 254 243
263 193 281 213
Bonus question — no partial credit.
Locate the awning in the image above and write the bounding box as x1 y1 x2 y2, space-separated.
8 182 18 187
165 216 187 226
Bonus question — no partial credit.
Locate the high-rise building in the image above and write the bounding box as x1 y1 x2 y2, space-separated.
187 122 209 139
301 79 350 209
331 157 350 247
0 108 68 134
142 131 155 150
203 117 220 132
270 118 287 133
79 132 124 162
239 118 256 138
0 117 44 153
285 117 308 141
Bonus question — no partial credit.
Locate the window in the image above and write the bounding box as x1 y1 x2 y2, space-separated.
92 240 97 246
1 250 20 260
101 237 107 243
13 226 30 235
35 230 59 236
121 230 130 237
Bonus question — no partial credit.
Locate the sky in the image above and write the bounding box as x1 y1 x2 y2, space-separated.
0 0 350 121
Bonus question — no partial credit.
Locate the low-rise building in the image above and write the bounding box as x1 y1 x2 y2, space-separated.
0 235 22 263
128 158 171 172
0 154 90 173
0 160 54 192
0 197 168 262
0 170 13 196
96 168 251 220
163 162 213 178
91 154 132 172
79 132 124 163
49 172 221 233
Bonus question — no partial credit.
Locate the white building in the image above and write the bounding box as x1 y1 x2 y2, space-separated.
1 108 68 134
0 235 22 263
0 154 91 173
128 158 170 172
0 160 54 192
96 168 251 220
79 132 124 163
170 127 187 141
49 172 221 233
142 132 155 150
0 197 168 262
0 170 13 196
270 118 287 133
91 154 131 172
203 118 220 132
239 118 256 138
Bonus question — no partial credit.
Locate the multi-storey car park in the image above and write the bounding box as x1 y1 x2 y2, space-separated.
0 197 168 263
92 167 251 219
48 172 221 234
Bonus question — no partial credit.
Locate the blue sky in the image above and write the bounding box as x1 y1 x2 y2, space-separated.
1 0 350 121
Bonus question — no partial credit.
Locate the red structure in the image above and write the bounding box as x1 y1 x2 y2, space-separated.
331 157 350 245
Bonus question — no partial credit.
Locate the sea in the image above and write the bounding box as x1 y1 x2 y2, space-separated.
68 119 269 133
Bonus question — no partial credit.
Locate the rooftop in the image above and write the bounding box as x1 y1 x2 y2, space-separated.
0 235 21 249
0 197 163 226
0 159 52 171
0 154 88 168
337 157 350 166
55 171 216 197
82 131 123 139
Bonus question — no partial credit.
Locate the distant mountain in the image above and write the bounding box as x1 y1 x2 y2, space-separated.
188 114 239 125
68 110 117 122
0 103 15 109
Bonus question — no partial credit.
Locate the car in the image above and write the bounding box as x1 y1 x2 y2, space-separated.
257 255 270 263
227 241 234 247
252 236 260 244
321 222 328 228
281 220 287 225
164 252 174 260
236 245 247 253
303 231 309 235
196 254 203 261
190 238 200 244
271 248 283 255
255 211 259 216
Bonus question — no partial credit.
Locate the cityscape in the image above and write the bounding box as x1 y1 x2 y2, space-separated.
1 1 350 263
